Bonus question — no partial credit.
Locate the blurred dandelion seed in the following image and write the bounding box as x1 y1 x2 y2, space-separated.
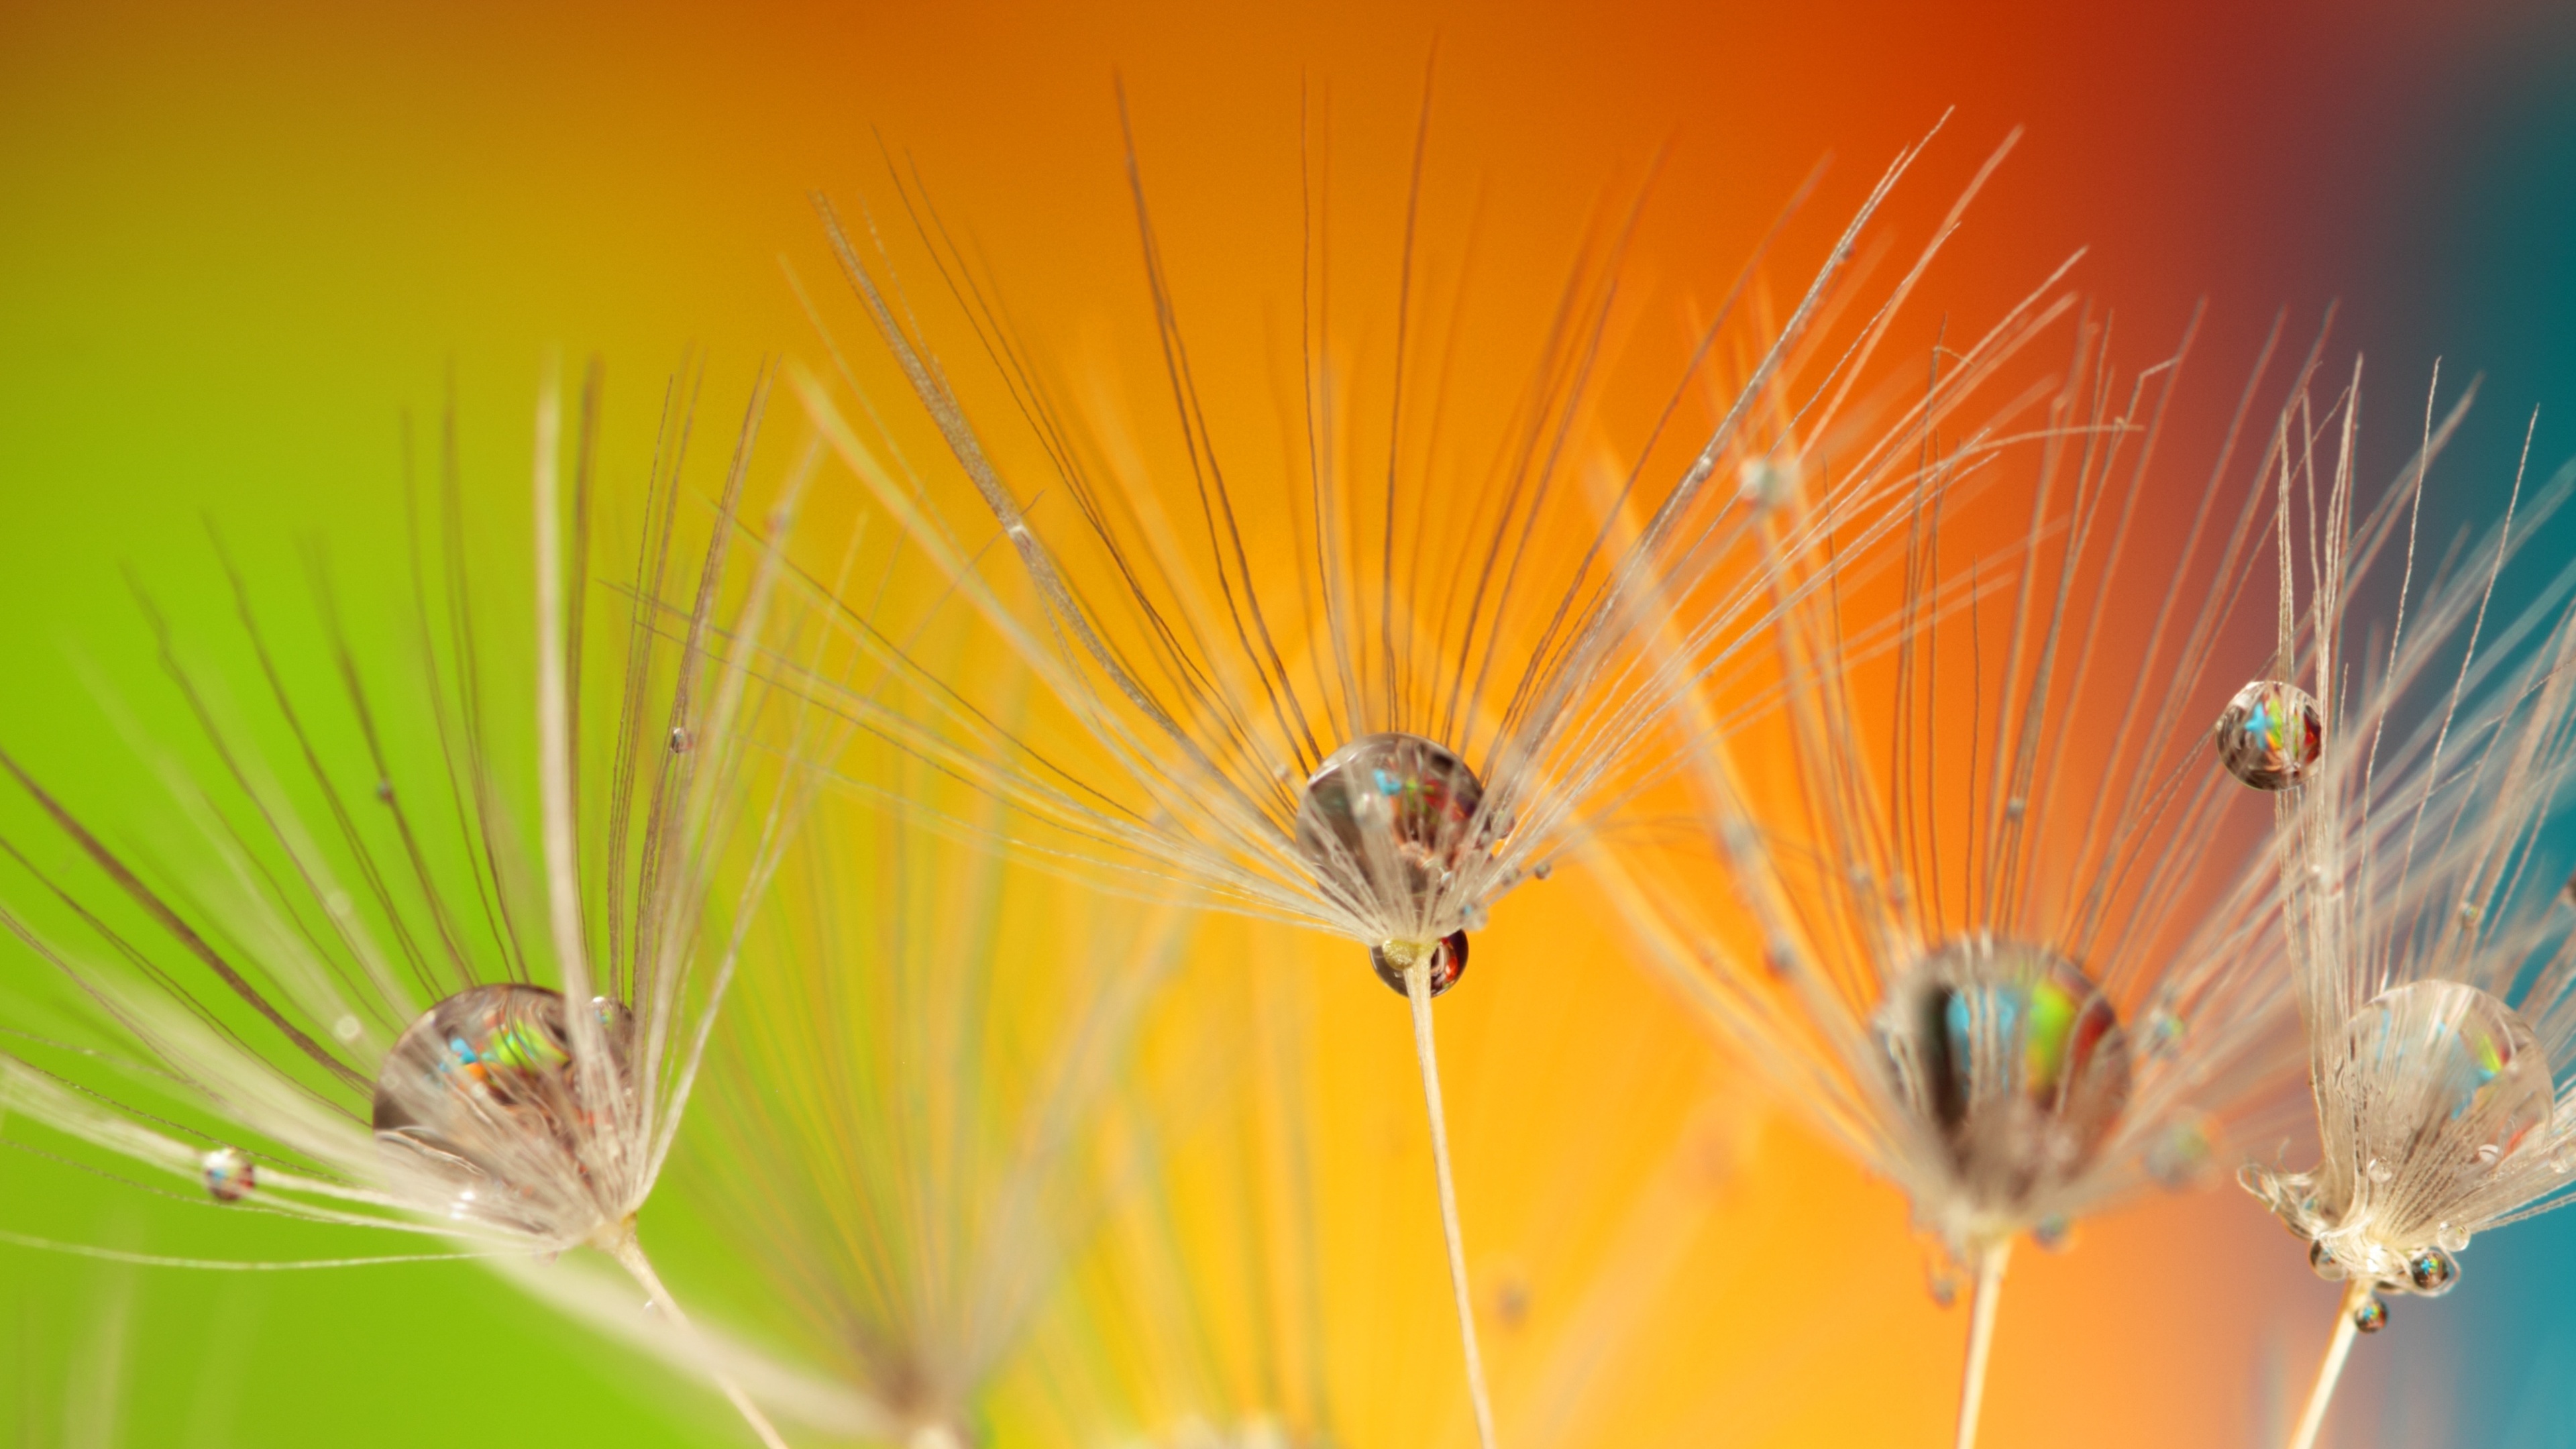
780 92 2080 1446
0 364 849 1444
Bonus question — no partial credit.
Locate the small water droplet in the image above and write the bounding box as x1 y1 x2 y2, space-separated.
374 779 395 804
2308 1239 2344 1281
2002 796 2027 821
2407 1246 2460 1296
2353 1296 2390 1333
2213 680 2322 790
333 1014 362 1043
2367 1157 2394 1184
1369 932 1469 1000
1495 1275 1532 1328
1927 1269 1960 1308
2475 1142 2502 1167
1737 455 1801 510
667 727 693 753
201 1146 255 1203
2033 1216 2073 1251
1532 858 1552 881
2437 1222 2471 1254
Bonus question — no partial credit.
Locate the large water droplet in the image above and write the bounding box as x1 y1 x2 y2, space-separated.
2339 980 2551 1193
2213 680 2322 790
1874 938 2133 1209
372 984 633 1238
1293 733 1496 943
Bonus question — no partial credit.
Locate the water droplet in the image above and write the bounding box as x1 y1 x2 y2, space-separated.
1293 733 1497 943
1873 938 2132 1208
1532 859 1553 881
2033 1216 2073 1251
373 983 634 1237
1369 931 1468 1000
333 1014 363 1044
667 726 693 753
2343 981 2553 1187
2367 1157 2394 1184
2147 1118 2214 1188
2437 1221 2471 1254
374 779 395 804
2308 1238 2345 1280
2407 1246 2460 1296
1495 1275 1532 1328
1737 455 1801 510
2142 1008 2188 1061
2002 796 2027 821
2563 869 2576 908
2353 1296 2390 1333
201 1146 255 1203
1927 1267 1960 1308
2213 680 2322 790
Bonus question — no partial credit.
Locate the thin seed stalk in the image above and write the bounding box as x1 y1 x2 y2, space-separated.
1408 959 1499 1449
2286 1280 2371 1449
605 1225 796 1449
1954 1238 2012 1449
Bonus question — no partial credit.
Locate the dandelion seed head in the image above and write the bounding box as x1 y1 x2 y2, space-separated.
2213 678 2322 791
2249 981 2551 1297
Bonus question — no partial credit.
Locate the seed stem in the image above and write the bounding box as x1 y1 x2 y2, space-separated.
606 1228 796 1449
2286 1280 2369 1449
1407 959 1499 1449
1954 1238 2011 1449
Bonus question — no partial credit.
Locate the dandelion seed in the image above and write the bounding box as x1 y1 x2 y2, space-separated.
785 99 2072 1448
1597 325 2312 1448
0 367 845 1446
678 757 1180 1448
2228 365 2576 1449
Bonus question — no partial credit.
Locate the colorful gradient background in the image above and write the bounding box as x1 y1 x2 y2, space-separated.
5 1 2576 1444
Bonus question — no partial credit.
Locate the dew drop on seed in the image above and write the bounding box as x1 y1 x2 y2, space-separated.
374 779 394 804
201 1146 255 1203
1293 733 1496 943
2353 1296 2390 1333
2342 981 2551 1188
372 983 633 1236
1533 859 1552 881
2437 1221 2471 1254
1737 455 1800 510
2308 1239 2344 1281
333 1014 362 1044
2407 1246 2460 1296
2145 1117 2213 1188
2367 1157 2394 1185
2034 1216 2072 1251
1873 938 2132 1210
667 727 692 753
1368 931 1469 1000
2212 680 2322 790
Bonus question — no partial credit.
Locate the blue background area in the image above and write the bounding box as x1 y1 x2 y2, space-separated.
2358 13 2576 1446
